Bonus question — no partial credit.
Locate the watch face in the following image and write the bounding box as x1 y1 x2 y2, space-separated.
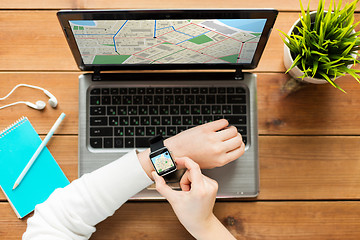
150 148 176 176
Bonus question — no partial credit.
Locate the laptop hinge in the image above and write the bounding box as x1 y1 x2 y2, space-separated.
92 68 101 81
234 68 244 80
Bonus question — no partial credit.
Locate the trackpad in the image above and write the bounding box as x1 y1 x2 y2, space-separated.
147 169 185 190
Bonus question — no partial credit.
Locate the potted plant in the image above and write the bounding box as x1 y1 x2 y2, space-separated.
279 0 360 92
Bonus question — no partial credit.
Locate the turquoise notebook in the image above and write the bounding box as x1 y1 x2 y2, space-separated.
0 117 69 218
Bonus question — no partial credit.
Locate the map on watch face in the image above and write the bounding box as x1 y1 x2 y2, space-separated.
69 19 267 65
151 151 175 173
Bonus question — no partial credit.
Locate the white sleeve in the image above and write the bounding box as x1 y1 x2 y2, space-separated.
22 150 153 240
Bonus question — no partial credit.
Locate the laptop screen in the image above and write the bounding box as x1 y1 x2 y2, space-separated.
58 10 278 71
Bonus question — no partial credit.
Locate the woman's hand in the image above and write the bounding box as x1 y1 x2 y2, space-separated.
165 119 245 169
152 157 236 240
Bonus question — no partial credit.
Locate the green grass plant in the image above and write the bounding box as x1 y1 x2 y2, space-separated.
278 0 360 92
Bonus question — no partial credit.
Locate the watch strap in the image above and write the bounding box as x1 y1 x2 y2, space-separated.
149 135 165 153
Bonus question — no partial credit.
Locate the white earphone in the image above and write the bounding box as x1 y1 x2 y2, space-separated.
0 84 58 110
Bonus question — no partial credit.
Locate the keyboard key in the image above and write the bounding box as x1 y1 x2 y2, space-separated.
141 116 150 125
167 127 177 136
185 95 195 104
154 95 164 104
139 106 148 115
201 105 211 114
90 96 101 105
119 116 129 125
101 88 110 95
206 95 216 104
128 106 138 115
182 88 190 94
191 87 199 94
218 87 225 93
196 95 206 104
90 127 113 136
151 116 161 125
164 95 174 104
102 96 111 105
107 106 117 115
144 95 153 104
242 136 247 145
182 116 192 125
90 106 106 115
104 138 113 148
173 88 181 94
138 88 146 94
119 88 127 94
111 96 121 105
236 126 247 135
125 127 135 136
233 105 246 114
118 106 127 115
227 87 235 93
123 96 132 105
90 117 107 126
135 127 145 136
146 88 155 94
129 88 136 94
156 127 166 136
164 88 172 94
193 116 203 125
209 87 217 93
170 105 179 115
175 95 184 104
191 105 201 115
110 88 119 95
90 88 100 95
90 138 102 148
222 105 232 114
180 105 190 115
114 127 124 136
216 95 226 104
135 137 149 148
177 126 187 133
227 95 246 104
236 87 246 93
159 106 169 115
155 88 163 94
125 138 134 148
203 115 213 123
130 116 140 125
133 95 142 104
114 138 123 148
200 87 208 94
146 127 156 136
149 106 159 115
161 116 172 125
109 116 118 126
172 116 181 125
211 106 222 115
224 115 247 125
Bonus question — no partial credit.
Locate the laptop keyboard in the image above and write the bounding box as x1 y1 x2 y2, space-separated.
89 86 248 149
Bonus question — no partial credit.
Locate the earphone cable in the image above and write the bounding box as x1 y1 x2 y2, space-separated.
0 84 44 101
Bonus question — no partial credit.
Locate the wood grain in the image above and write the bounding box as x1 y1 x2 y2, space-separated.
1 201 360 239
1 0 360 11
1 72 360 135
0 11 358 71
1 135 359 201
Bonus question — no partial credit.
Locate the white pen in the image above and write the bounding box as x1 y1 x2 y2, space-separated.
12 113 66 190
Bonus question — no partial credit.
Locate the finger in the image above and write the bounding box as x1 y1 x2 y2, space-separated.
181 157 205 190
225 141 245 163
223 133 243 152
202 175 219 192
216 125 238 141
179 170 191 191
204 119 229 132
174 157 186 169
151 172 176 201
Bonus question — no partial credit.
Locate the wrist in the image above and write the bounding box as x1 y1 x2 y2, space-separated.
137 148 154 180
190 214 235 240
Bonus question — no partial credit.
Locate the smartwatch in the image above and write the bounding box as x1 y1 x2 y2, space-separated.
149 135 177 176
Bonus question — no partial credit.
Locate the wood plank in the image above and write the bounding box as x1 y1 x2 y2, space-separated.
1 0 360 11
1 135 359 201
1 201 360 239
0 11 359 71
1 72 360 135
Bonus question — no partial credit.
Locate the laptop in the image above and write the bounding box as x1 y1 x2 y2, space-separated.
57 9 278 199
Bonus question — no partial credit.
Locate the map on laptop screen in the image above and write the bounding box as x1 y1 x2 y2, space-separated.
69 19 267 65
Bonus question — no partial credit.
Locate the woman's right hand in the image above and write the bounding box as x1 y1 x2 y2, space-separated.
152 157 236 240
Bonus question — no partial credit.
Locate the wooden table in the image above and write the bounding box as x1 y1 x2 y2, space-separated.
1 1 360 239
